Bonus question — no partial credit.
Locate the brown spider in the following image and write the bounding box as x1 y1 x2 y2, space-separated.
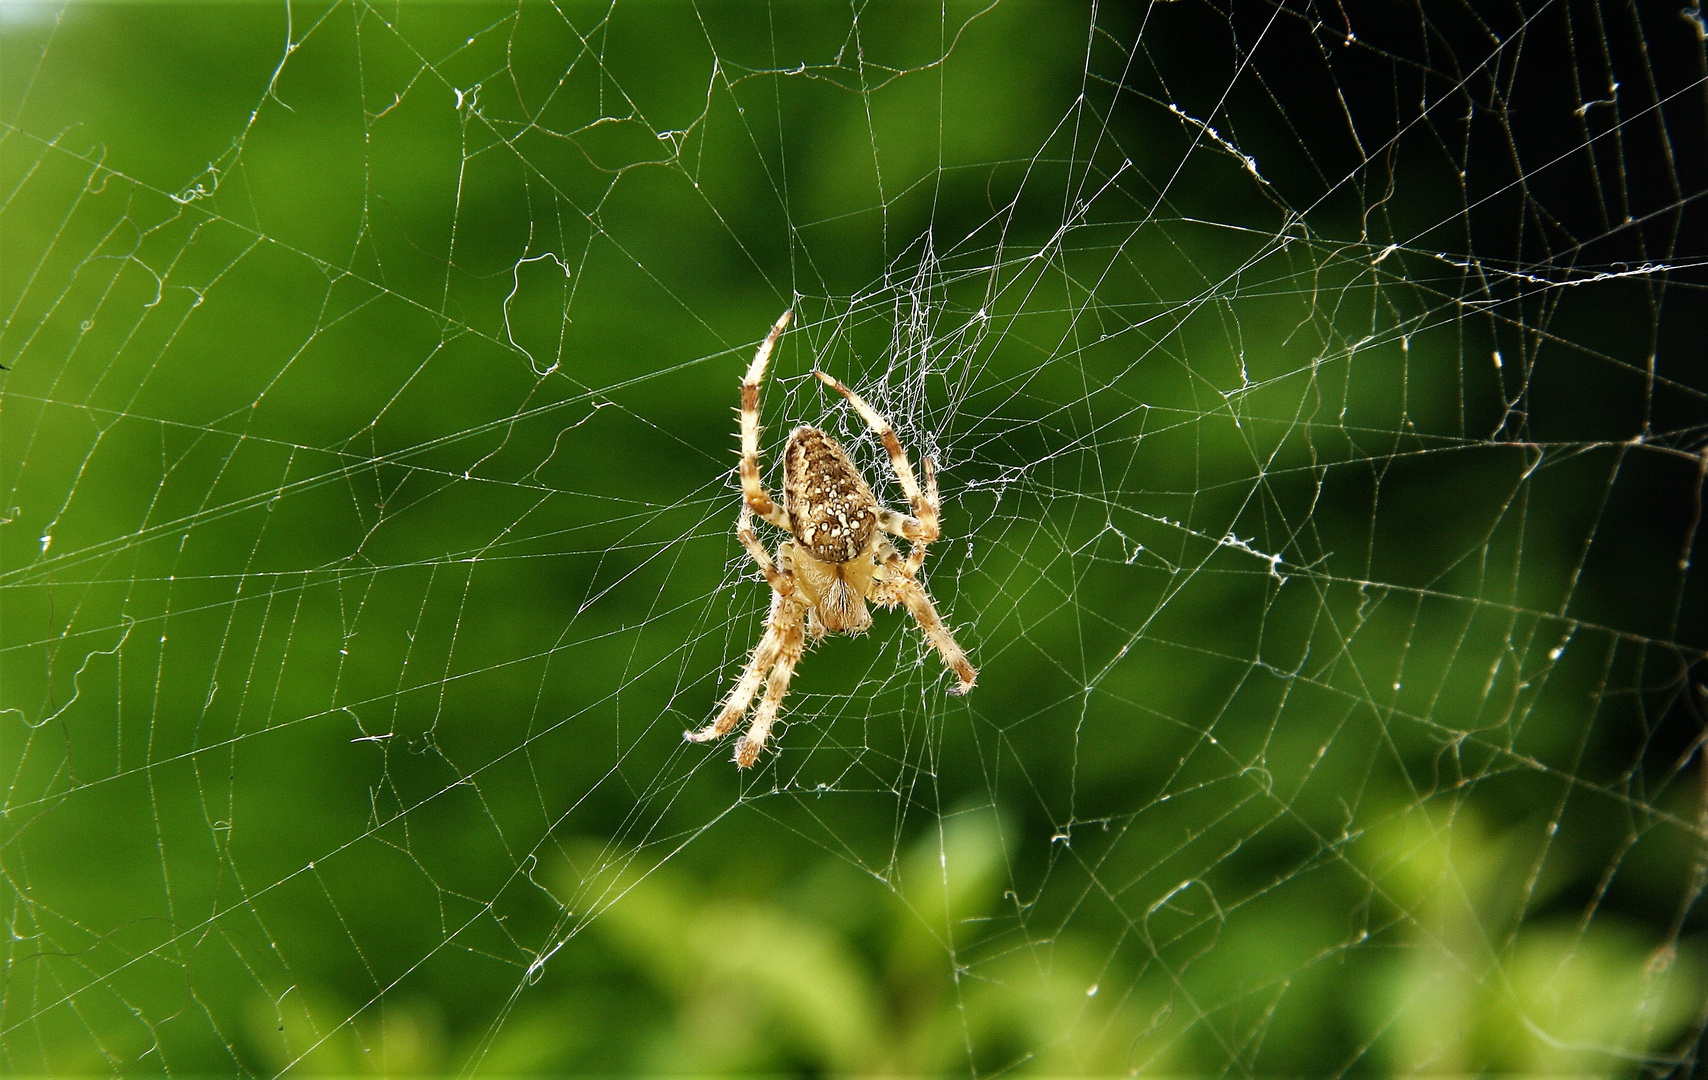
686 310 977 768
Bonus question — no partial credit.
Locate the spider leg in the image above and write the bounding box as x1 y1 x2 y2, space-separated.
735 505 794 596
740 310 795 531
686 617 779 744
685 590 797 745
814 371 941 546
735 603 806 767
904 456 938 575
874 544 976 696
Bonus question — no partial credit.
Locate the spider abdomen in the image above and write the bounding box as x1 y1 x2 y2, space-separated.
782 426 878 564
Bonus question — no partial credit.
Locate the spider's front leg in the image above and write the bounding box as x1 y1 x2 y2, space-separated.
687 507 799 751
734 598 806 767
875 544 976 696
685 590 806 764
697 594 806 768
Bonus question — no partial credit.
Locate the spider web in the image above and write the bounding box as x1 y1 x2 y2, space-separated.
3 0 1706 1074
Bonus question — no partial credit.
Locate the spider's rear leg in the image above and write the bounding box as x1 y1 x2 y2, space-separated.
903 456 938 575
739 311 794 531
814 371 941 545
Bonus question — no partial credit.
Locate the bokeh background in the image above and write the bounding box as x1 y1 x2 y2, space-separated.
4 1 1706 1075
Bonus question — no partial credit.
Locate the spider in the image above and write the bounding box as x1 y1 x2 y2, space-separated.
686 310 977 768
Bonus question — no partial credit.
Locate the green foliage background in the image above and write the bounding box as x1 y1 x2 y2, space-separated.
3 2 1705 1075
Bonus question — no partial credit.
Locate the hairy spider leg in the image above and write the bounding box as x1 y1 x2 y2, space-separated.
735 603 806 767
906 456 939 575
875 540 977 695
740 310 795 532
686 588 799 746
733 505 794 596
814 371 941 546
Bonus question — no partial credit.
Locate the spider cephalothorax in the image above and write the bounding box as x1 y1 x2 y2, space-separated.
685 310 977 768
